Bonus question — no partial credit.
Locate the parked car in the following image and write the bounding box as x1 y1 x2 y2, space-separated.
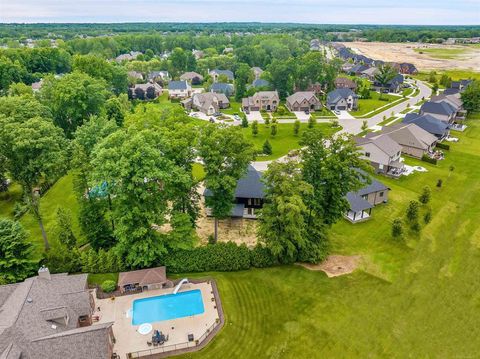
190 113 199 118
233 115 241 121
304 109 310 115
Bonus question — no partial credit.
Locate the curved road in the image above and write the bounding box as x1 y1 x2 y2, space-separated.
253 80 432 171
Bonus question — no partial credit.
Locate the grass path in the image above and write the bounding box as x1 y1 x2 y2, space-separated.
179 116 480 358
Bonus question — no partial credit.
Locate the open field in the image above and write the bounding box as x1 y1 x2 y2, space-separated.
177 113 480 358
344 41 480 72
351 91 399 117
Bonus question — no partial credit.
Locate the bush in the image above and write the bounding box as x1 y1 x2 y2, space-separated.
391 218 404 239
424 210 432 224
421 154 437 165
419 186 431 205
164 242 251 273
406 200 419 222
101 280 117 293
437 179 443 188
262 140 273 155
249 245 278 268
410 221 421 233
435 142 450 150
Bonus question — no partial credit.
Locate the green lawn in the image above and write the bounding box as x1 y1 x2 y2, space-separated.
179 115 480 358
413 47 467 59
243 123 338 161
3 173 84 259
221 100 242 115
414 70 480 83
0 182 22 218
352 91 401 117
88 273 119 286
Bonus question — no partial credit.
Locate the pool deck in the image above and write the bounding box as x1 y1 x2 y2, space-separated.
95 281 220 358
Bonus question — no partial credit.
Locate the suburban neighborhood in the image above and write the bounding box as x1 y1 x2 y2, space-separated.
0 12 479 359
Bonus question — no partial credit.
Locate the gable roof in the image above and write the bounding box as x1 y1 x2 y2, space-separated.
251 78 270 88
204 165 265 199
420 101 456 116
378 123 437 150
118 267 167 288
286 91 319 106
210 82 234 94
356 134 402 157
168 80 189 90
335 77 357 88
403 113 450 136
180 71 204 81
346 192 373 212
210 69 234 80
327 88 358 105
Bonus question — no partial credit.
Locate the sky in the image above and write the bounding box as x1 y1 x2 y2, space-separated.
1 0 479 25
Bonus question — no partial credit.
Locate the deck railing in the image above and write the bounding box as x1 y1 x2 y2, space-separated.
126 319 220 359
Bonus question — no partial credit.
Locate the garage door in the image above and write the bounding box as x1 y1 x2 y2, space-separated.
337 106 346 110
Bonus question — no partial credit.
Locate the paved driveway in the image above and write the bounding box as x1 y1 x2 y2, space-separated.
246 111 264 123
293 111 310 121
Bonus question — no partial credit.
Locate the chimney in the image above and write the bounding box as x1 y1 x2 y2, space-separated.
38 265 51 280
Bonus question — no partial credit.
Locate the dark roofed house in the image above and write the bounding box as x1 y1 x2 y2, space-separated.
251 78 270 89
168 80 192 99
0 266 115 359
403 113 450 139
326 88 358 111
204 165 265 219
335 77 357 91
374 73 404 93
398 63 418 75
420 101 457 124
345 176 390 223
118 267 171 294
180 71 204 85
348 64 370 76
210 82 234 97
209 69 234 82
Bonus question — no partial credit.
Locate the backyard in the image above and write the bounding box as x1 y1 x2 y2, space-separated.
176 114 480 358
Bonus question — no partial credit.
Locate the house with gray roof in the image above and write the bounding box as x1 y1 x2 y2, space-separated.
186 92 230 115
355 134 404 177
147 70 170 83
335 77 357 91
345 177 390 223
251 67 264 80
242 91 280 113
373 73 404 93
209 69 234 82
204 165 265 219
250 78 270 89
326 88 358 111
128 82 162 100
127 71 144 81
210 82 234 97
419 100 457 124
168 80 192 99
180 71 204 85
285 91 321 112
373 123 438 159
115 51 142 62
0 266 114 359
403 113 450 139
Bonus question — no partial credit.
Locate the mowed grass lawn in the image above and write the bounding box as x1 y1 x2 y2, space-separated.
179 115 480 358
351 91 400 117
243 122 338 161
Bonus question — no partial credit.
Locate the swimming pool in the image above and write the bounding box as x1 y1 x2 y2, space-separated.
132 289 205 325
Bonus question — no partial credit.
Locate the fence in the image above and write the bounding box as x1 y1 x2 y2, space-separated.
126 320 220 359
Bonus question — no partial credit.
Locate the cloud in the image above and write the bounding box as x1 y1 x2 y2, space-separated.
0 0 478 24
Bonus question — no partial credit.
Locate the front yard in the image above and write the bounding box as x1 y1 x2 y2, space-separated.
351 91 401 117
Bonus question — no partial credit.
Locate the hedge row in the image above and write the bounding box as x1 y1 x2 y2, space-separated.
163 242 278 273
436 142 450 150
421 154 437 165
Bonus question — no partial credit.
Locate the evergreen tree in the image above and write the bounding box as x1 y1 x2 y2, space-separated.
263 139 273 155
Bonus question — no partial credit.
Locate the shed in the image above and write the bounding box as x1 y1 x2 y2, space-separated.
118 267 169 293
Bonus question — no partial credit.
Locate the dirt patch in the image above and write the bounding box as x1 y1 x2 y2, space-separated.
342 42 480 72
301 255 362 277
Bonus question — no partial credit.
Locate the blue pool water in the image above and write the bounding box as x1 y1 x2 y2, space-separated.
132 289 205 325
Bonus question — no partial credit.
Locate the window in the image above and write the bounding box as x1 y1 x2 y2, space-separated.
379 192 384 197
365 152 371 157
247 198 252 206
253 198 261 206
247 208 255 216
362 194 368 200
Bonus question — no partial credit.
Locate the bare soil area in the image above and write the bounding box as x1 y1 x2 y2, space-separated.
301 255 362 277
342 42 480 72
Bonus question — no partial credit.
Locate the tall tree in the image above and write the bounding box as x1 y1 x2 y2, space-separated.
0 116 68 250
40 72 108 137
198 124 254 242
0 218 37 284
461 80 480 113
53 207 76 249
234 63 251 101
91 128 178 267
258 160 312 263
374 64 397 99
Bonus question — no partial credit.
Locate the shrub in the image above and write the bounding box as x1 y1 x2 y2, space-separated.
263 140 273 155
421 154 437 165
424 210 432 224
437 179 443 188
277 105 286 115
293 120 300 136
391 218 404 239
164 242 251 273
418 186 431 205
250 245 278 268
435 142 450 150
308 115 316 129
101 280 117 293
406 200 419 222
270 123 277 137
251 120 259 136
410 221 421 233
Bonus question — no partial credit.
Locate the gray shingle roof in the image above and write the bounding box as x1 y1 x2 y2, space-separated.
168 80 188 90
403 113 450 137
210 82 234 95
327 88 357 105
251 79 270 88
420 101 456 116
204 165 265 199
346 192 373 212
210 69 234 80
